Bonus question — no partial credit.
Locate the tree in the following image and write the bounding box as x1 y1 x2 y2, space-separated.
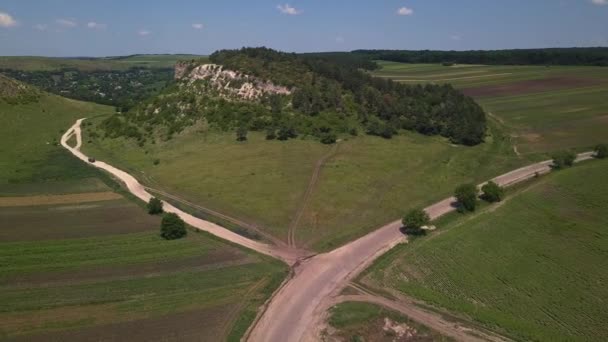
402 209 430 231
455 183 478 212
594 144 607 159
481 181 504 203
160 213 187 240
147 197 163 214
236 125 248 141
552 151 576 169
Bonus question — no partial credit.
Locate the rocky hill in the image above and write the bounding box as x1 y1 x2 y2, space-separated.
100 47 487 146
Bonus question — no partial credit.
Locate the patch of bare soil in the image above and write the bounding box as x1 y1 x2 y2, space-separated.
461 77 600 98
0 202 159 242
4 305 234 342
326 317 447 342
0 192 122 207
1 249 251 287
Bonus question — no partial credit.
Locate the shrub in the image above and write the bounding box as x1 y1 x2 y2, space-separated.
481 181 504 203
320 132 337 144
160 213 187 240
455 183 478 212
402 209 430 231
236 126 248 141
594 144 607 159
552 151 576 169
153 158 160 165
147 197 163 215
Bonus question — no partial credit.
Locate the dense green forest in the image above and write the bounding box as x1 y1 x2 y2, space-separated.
0 67 172 110
103 47 486 146
352 47 608 66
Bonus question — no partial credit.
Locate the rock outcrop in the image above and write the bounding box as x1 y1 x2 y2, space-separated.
175 62 291 100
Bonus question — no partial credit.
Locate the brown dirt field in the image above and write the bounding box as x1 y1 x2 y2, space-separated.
0 192 122 207
461 77 601 98
4 305 236 342
1 249 252 287
0 200 159 242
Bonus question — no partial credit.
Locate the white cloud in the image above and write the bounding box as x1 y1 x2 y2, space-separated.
335 36 345 43
34 24 48 31
591 0 608 5
138 29 150 36
87 21 106 29
397 7 414 16
0 11 18 27
56 18 77 28
450 34 462 41
277 4 301 15
192 23 204 29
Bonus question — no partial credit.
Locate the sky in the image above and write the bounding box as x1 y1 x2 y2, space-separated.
0 0 607 56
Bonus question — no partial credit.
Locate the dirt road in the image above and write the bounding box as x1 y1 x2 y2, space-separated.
60 119 304 265
62 118 594 341
247 152 594 342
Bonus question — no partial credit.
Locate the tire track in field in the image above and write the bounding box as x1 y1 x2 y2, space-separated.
287 143 340 248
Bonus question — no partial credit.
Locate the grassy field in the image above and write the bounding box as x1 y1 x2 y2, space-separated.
0 93 114 184
0 85 286 341
361 158 608 341
327 301 451 341
83 115 527 251
372 61 608 154
0 54 204 71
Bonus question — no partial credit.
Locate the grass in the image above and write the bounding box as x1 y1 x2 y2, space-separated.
0 93 114 184
372 61 608 154
0 55 205 71
84 115 527 251
328 301 452 341
363 158 608 341
0 86 287 341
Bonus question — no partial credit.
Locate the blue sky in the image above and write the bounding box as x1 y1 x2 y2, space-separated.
0 0 607 56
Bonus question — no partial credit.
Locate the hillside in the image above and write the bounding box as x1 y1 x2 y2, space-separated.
0 74 39 104
98 47 487 146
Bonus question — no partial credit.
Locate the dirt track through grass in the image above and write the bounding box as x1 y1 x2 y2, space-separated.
287 143 340 248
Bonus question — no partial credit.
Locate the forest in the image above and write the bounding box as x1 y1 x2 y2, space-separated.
353 47 608 66
1 67 172 111
105 47 486 146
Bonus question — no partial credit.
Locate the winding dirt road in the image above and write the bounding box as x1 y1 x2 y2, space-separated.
62 118 594 341
60 119 304 265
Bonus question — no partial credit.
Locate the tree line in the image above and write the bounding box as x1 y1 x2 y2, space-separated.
352 48 608 66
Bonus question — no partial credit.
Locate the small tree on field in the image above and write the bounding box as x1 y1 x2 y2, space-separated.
455 183 478 212
481 181 504 203
594 144 607 159
147 197 163 215
402 209 430 234
160 213 187 240
552 151 576 169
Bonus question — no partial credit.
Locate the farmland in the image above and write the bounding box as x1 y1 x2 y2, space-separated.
0 82 286 341
361 158 608 341
372 61 608 154
82 116 527 251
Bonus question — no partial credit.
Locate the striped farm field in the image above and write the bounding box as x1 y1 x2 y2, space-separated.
362 158 608 341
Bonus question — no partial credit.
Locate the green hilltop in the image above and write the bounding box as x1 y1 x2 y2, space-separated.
98 47 487 146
